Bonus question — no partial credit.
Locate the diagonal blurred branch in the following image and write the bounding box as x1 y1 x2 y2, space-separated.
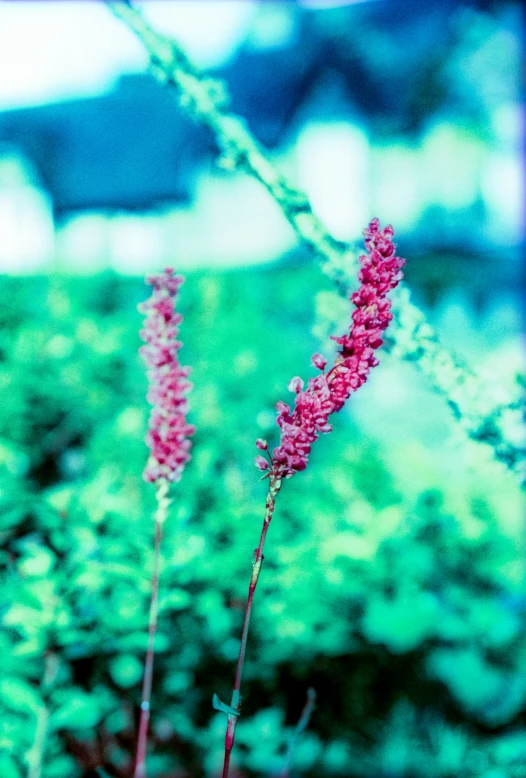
108 1 525 485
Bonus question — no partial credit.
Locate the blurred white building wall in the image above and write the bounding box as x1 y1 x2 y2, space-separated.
0 152 54 273
1 106 523 275
295 121 370 241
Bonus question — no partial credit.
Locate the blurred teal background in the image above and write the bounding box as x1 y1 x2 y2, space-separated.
0 2 524 777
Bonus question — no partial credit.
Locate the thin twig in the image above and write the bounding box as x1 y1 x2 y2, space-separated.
218 476 281 778
26 705 49 778
281 687 317 778
134 478 170 778
108 1 525 484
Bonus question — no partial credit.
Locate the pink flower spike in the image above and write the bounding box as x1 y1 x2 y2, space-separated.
139 269 194 484
264 218 405 480
311 353 327 371
255 439 268 451
255 456 270 471
288 376 304 393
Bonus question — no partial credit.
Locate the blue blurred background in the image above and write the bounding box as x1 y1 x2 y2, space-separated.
0 1 523 267
0 2 524 777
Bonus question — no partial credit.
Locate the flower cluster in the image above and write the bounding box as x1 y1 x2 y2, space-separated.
255 218 405 479
139 268 195 483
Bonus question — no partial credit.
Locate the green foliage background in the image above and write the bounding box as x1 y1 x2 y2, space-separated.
0 269 524 778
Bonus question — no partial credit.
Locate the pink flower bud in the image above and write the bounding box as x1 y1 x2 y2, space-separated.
287 376 304 393
255 456 270 471
255 439 268 450
311 353 327 371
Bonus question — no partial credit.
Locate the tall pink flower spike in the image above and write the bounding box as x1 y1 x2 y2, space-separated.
139 268 195 484
256 218 405 479
221 219 405 778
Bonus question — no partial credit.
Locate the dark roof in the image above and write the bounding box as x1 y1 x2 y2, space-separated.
0 0 509 214
214 0 494 145
0 74 213 215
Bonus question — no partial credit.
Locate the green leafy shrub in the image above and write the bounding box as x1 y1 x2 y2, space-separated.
0 271 524 777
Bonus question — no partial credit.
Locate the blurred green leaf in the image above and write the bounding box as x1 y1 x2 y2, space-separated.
49 690 103 730
0 677 42 716
109 654 143 688
0 754 21 778
158 588 191 612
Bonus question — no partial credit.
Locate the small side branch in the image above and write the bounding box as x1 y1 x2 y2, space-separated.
281 687 317 778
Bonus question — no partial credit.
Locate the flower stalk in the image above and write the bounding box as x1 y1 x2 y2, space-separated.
135 269 194 777
220 219 405 776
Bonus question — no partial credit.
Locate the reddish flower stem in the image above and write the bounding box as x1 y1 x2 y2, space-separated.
222 476 282 778
134 480 169 778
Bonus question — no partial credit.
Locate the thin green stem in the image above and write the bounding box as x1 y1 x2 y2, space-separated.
222 476 282 778
281 687 317 778
134 479 170 778
26 706 48 778
26 653 59 778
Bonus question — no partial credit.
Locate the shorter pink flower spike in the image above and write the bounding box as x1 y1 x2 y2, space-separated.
255 456 270 471
139 269 195 484
259 218 405 479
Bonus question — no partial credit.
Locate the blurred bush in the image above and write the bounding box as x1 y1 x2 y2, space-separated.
0 270 524 778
